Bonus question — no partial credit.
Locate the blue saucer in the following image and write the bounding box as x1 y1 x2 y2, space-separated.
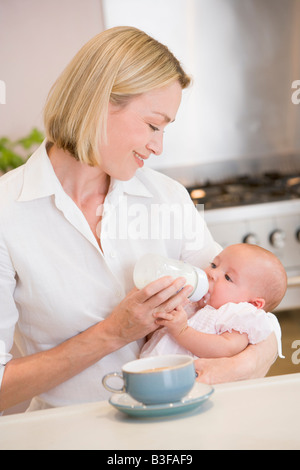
109 382 214 417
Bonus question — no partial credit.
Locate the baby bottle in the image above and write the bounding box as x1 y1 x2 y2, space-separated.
133 254 209 302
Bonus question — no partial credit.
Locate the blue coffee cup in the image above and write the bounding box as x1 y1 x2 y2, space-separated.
102 354 196 405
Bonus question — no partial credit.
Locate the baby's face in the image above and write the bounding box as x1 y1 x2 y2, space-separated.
203 245 261 309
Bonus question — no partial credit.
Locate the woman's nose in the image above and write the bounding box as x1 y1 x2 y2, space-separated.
146 132 164 156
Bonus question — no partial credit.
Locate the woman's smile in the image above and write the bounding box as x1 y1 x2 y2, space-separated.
133 150 148 167
99 81 182 180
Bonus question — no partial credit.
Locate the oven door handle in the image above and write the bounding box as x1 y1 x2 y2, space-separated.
287 276 300 287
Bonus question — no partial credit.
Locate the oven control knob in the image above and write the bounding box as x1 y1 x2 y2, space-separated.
243 233 259 245
270 230 286 249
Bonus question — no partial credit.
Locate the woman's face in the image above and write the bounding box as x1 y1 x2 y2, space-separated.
99 81 182 180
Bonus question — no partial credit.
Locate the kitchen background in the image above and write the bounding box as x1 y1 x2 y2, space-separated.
0 0 300 413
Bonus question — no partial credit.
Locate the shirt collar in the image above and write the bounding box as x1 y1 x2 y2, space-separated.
16 140 153 203
121 171 153 198
17 140 61 202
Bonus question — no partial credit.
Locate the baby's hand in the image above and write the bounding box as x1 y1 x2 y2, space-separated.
153 306 188 338
184 299 204 318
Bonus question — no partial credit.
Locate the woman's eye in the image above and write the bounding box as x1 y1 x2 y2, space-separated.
149 124 160 132
225 274 233 283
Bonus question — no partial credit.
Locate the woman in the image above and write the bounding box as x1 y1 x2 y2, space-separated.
0 27 278 412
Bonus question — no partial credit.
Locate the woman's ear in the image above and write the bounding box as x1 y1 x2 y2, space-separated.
250 298 266 309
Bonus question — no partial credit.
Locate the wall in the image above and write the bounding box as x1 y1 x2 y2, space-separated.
0 0 104 139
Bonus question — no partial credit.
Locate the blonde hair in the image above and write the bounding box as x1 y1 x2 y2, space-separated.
44 26 191 166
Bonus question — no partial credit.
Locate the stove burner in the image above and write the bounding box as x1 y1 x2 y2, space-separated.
187 172 300 210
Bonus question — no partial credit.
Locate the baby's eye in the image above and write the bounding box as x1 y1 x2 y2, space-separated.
225 274 233 283
211 262 217 269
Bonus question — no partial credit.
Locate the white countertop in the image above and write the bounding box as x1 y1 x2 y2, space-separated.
1 373 299 450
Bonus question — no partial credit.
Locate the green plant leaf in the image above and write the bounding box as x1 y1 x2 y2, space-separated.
17 128 44 149
0 128 44 172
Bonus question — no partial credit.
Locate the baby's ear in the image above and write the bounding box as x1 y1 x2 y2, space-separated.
250 298 266 309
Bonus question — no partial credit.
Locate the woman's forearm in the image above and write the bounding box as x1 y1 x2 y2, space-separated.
0 320 125 411
0 277 193 411
194 332 278 385
232 332 278 380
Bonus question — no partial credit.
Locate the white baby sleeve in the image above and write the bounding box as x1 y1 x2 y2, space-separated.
215 302 284 358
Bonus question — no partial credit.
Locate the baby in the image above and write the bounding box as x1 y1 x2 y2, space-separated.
140 244 287 359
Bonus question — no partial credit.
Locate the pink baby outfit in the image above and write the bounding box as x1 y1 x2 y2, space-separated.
140 302 284 359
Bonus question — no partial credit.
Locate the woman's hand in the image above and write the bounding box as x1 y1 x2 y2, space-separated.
104 276 194 345
194 332 278 384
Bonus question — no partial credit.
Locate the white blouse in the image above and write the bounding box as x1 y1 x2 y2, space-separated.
0 141 220 410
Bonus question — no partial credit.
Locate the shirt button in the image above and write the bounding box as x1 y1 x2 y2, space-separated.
110 251 117 259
